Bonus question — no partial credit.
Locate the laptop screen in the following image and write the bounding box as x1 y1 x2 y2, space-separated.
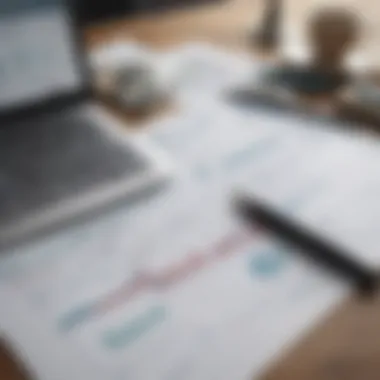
0 0 83 111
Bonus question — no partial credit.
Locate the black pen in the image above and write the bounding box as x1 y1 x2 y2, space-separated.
235 196 378 295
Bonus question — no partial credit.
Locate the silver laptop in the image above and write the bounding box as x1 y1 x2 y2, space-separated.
0 0 173 250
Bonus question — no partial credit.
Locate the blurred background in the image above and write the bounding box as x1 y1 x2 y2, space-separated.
3 0 380 380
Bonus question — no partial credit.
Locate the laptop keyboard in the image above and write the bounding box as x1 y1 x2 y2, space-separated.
0 108 149 228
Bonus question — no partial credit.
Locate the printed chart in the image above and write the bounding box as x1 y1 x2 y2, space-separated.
0 43 350 380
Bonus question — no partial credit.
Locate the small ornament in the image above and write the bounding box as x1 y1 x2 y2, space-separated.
308 7 360 73
113 63 165 113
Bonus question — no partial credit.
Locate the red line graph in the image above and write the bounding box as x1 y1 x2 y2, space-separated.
59 226 262 332
99 229 257 312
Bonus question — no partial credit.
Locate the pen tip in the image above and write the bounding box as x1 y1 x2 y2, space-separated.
232 194 259 216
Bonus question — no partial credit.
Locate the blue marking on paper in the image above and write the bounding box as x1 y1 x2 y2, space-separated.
58 303 97 332
102 305 167 350
281 180 326 215
191 136 280 182
223 137 278 172
249 249 287 278
194 166 211 181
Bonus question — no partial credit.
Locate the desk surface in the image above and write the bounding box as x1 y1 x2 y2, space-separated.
3 1 380 379
86 1 380 379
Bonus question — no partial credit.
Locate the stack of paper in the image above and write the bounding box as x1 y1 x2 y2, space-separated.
0 42 349 380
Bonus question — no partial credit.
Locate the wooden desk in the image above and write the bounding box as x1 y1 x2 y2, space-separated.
85 0 258 49
3 1 380 379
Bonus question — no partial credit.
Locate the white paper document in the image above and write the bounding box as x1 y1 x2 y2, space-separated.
0 175 347 380
242 113 380 269
0 42 350 380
